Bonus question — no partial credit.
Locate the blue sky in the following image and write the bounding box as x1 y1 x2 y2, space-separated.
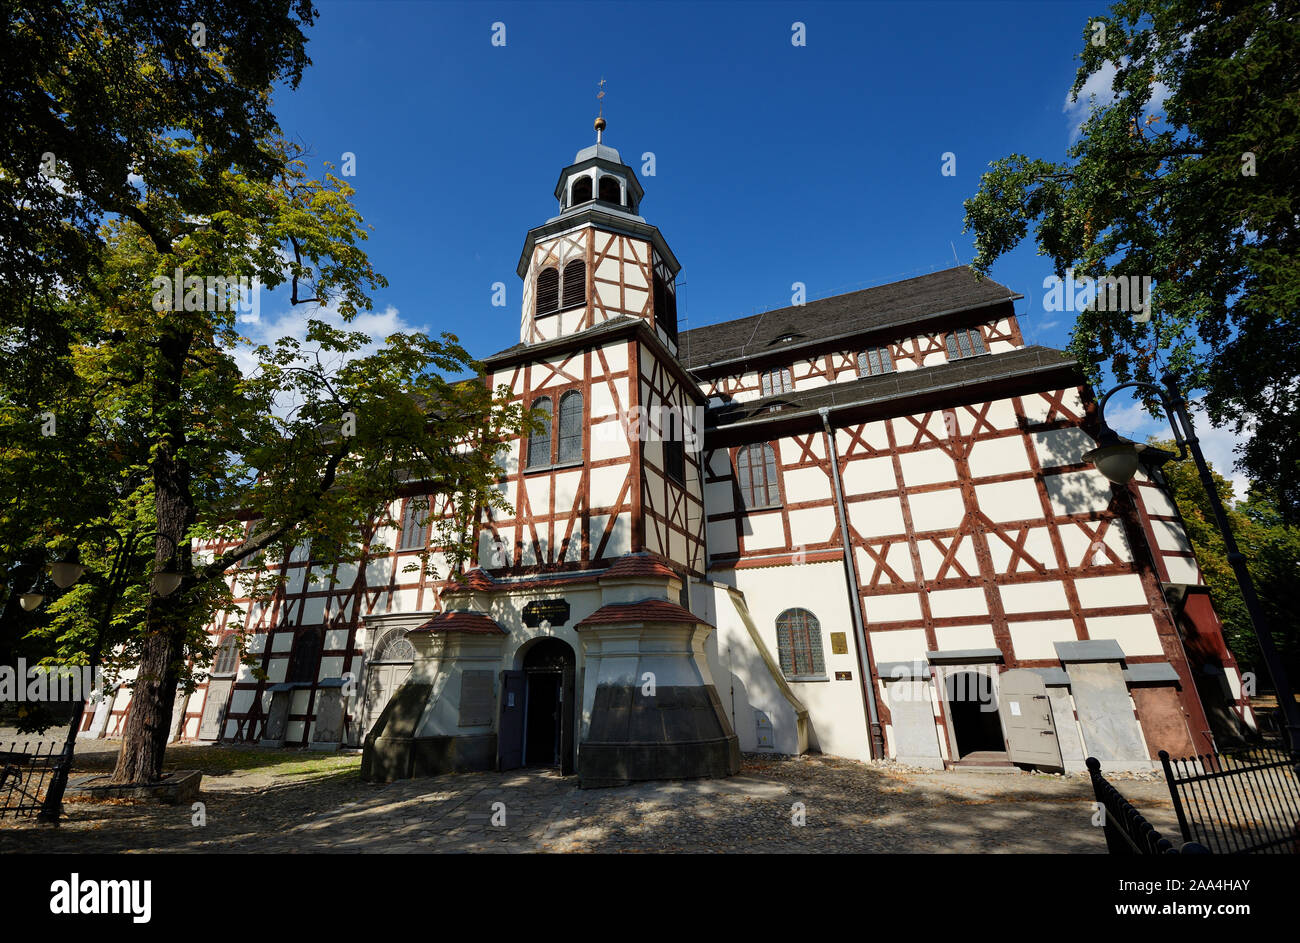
257 0 1249 493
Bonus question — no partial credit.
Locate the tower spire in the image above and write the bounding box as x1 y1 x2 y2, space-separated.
595 76 607 143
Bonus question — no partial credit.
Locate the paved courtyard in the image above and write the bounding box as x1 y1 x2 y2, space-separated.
0 738 1182 853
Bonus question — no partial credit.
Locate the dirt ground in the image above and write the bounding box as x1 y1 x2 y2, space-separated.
0 738 1185 853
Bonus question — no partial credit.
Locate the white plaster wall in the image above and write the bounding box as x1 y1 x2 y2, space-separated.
724 561 870 760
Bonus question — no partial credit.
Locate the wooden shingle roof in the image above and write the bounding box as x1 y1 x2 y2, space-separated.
678 266 1020 371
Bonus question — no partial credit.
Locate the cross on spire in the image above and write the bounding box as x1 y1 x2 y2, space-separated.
595 77 607 142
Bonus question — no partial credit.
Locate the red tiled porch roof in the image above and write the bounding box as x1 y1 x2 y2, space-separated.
576 599 712 629
410 610 507 635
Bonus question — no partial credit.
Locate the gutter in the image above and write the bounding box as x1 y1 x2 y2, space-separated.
819 406 885 759
712 356 1076 434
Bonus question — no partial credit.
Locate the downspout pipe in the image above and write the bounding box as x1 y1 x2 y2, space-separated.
819 407 885 760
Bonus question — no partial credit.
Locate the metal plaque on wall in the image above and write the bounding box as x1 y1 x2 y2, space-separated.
522 599 570 628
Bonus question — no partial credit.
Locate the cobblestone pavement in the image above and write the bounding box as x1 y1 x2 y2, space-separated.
0 742 1181 853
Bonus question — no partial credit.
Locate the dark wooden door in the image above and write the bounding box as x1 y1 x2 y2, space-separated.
559 666 575 775
498 670 526 770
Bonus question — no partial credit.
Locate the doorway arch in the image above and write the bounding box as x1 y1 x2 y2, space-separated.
500 637 576 774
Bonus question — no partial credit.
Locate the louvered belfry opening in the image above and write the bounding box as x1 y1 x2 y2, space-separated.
570 175 593 206
536 266 560 316
598 175 621 205
562 259 586 309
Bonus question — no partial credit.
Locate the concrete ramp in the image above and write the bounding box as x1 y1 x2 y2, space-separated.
693 581 809 755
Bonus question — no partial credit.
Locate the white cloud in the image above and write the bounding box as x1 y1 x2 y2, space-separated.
1103 396 1251 500
228 301 429 419
1064 59 1171 140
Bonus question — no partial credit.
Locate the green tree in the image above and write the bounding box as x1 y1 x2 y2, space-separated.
0 3 527 784
1155 439 1300 688
964 0 1300 519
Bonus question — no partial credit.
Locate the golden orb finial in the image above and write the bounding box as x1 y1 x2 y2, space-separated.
595 77 607 142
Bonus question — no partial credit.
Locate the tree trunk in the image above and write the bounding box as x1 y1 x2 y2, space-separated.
110 616 187 783
111 326 195 784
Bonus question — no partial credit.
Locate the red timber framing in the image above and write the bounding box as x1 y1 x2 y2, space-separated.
703 359 1217 763
695 306 1025 405
481 338 639 573
480 313 704 579
174 492 462 747
523 227 677 347
637 343 707 577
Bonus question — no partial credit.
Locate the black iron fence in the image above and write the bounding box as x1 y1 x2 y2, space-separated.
0 741 66 819
1160 744 1300 854
1086 757 1207 854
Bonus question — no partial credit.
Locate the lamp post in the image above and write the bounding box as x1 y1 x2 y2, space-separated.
1083 369 1300 750
35 526 181 823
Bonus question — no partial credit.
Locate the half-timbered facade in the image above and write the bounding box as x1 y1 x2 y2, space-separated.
85 125 1253 781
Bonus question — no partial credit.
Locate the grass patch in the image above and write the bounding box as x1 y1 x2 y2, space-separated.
72 743 362 779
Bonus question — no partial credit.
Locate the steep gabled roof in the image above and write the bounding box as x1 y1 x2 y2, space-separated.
678 266 1021 371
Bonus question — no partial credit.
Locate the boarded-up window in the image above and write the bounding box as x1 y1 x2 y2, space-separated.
598 175 621 204
945 327 987 360
562 259 586 309
398 497 428 549
760 366 794 397
857 346 894 377
570 175 592 205
536 267 560 317
558 391 583 463
776 608 825 678
736 442 781 508
527 397 552 468
458 669 496 727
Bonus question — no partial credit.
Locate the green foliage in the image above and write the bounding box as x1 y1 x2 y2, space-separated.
1154 439 1300 684
964 0 1300 519
0 3 528 764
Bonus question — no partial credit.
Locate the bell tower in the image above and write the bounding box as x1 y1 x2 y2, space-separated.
516 117 682 353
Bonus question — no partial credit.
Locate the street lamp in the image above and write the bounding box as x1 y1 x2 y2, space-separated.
1084 369 1300 750
33 527 183 823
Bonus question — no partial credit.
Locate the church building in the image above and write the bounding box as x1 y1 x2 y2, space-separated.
83 121 1255 783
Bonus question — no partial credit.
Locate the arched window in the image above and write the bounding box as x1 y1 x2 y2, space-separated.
536 267 560 317
287 627 324 684
374 630 416 663
775 608 825 679
528 396 552 468
736 442 781 509
213 634 239 675
561 259 586 309
558 391 583 463
598 175 621 204
570 175 593 205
